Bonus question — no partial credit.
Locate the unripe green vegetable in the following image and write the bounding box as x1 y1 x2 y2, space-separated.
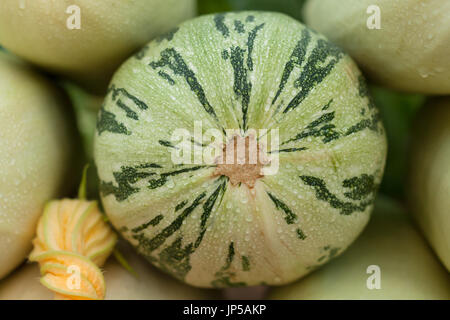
94 12 387 288
304 0 450 94
0 52 74 279
408 97 450 271
268 197 450 300
0 0 196 93
0 242 219 300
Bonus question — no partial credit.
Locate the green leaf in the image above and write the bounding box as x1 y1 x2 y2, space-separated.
198 0 232 14
370 85 425 199
78 164 89 200
61 81 103 200
61 81 103 160
198 0 306 22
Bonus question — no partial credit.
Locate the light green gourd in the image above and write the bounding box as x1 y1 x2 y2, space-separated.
268 196 450 300
408 97 450 271
0 52 74 279
0 0 196 92
94 12 387 288
304 0 450 94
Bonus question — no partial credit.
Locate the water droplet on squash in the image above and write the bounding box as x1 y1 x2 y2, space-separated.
166 179 175 188
418 67 430 78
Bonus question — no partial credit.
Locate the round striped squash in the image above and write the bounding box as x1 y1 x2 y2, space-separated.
94 12 387 288
0 51 74 280
0 242 219 300
304 0 450 94
0 0 196 92
408 97 450 271
268 197 450 300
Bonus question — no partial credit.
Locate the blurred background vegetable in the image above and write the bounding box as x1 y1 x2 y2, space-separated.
0 51 78 280
268 196 450 299
408 97 450 271
0 0 197 93
304 0 450 94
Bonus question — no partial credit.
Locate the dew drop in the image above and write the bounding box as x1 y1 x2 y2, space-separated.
166 179 175 189
418 67 430 78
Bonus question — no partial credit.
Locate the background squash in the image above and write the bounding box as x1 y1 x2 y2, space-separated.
0 0 197 93
408 97 450 271
304 0 450 94
0 51 74 279
268 196 450 299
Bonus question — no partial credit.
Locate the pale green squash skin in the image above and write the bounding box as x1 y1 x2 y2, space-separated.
408 98 450 271
0 0 196 92
304 0 450 94
0 52 73 280
94 12 387 288
268 197 450 300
